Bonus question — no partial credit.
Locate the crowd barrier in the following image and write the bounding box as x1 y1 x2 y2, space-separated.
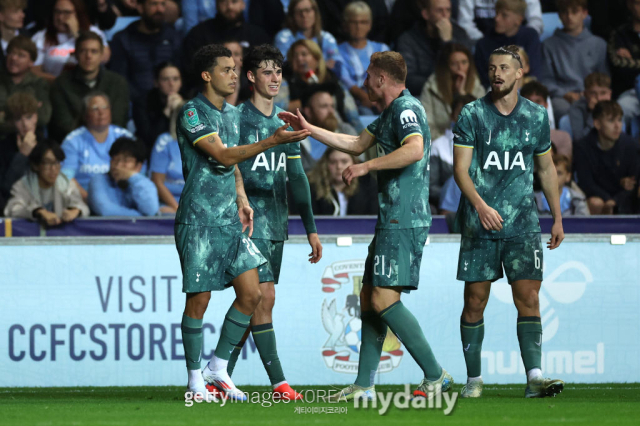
1 232 638 387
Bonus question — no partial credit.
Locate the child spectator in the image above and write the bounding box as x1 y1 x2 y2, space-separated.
4 139 89 224
89 136 159 216
458 0 543 40
535 154 589 215
574 101 640 214
337 1 389 115
474 0 542 87
540 0 608 121
567 72 612 141
419 43 485 140
0 0 28 67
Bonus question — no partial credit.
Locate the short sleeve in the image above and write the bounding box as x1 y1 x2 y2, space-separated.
178 104 219 146
535 109 552 156
365 116 380 138
392 102 425 146
453 106 476 149
150 134 171 173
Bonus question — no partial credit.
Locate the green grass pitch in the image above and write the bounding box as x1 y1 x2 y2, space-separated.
1 384 639 426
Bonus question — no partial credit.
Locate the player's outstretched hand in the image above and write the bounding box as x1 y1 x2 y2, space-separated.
239 205 254 238
277 109 312 132
308 233 323 263
272 123 311 145
342 162 370 186
476 203 503 231
547 221 564 250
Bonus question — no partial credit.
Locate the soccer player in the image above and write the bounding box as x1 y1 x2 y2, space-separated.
279 51 453 401
452 45 565 398
175 44 310 402
215 44 323 401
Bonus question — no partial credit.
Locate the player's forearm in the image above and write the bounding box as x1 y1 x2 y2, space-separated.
538 167 563 223
367 142 423 171
234 166 249 209
199 135 279 168
288 171 317 234
308 124 363 156
454 167 487 211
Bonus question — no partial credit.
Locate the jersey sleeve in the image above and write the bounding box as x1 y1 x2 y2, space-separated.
391 101 425 146
287 141 302 159
534 109 552 156
178 104 219 146
452 106 476 149
365 116 380 139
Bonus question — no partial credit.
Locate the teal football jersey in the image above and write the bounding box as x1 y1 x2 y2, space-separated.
237 101 300 241
453 94 552 239
175 94 241 227
366 89 431 229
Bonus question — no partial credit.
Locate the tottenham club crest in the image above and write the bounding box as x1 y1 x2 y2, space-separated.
320 260 403 374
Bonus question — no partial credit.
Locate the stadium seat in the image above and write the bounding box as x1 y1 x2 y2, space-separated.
359 115 378 128
541 13 562 42
105 17 140 41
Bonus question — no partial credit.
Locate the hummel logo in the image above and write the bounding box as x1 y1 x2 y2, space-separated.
196 273 200 283
486 129 491 145
464 344 471 351
525 130 530 142
266 361 272 365
534 336 542 346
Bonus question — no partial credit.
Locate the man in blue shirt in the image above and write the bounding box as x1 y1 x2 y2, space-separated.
88 137 159 216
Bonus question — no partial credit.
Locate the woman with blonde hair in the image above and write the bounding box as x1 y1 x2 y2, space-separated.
274 0 341 69
419 43 485 140
275 39 363 133
302 147 377 216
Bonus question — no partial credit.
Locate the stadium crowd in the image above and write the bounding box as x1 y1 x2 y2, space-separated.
0 0 639 226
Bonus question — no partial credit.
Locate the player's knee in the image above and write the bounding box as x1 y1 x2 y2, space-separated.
185 292 211 318
515 290 539 311
261 288 275 311
240 288 262 310
463 293 488 317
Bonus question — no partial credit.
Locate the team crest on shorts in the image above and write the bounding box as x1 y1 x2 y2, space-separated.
185 108 199 126
320 260 403 374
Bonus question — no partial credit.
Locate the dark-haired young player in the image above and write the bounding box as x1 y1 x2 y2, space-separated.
175 44 310 402
453 45 565 398
280 51 452 402
210 44 323 401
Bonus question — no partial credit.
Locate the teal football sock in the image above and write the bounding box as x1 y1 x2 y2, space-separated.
354 311 386 388
461 317 484 378
181 314 203 371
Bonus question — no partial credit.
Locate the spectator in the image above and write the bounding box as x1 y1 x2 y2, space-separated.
150 105 183 214
396 0 473 96
133 61 183 152
568 72 612 141
109 0 181 107
222 39 250 106
535 153 589 215
182 0 285 39
521 80 572 157
301 83 357 161
386 0 422 44
574 101 640 215
317 0 390 44
0 91 39 211
49 31 129 144
0 0 27 68
89 136 159 216
274 0 341 69
419 43 485 140
275 39 363 133
113 0 139 16
475 0 542 88
181 0 269 84
4 138 89 223
540 0 608 122
337 1 389 115
304 147 378 215
61 91 133 199
0 36 51 134
31 0 109 83
430 93 475 210
607 0 640 129
25 0 118 33
458 0 543 40
438 174 461 231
